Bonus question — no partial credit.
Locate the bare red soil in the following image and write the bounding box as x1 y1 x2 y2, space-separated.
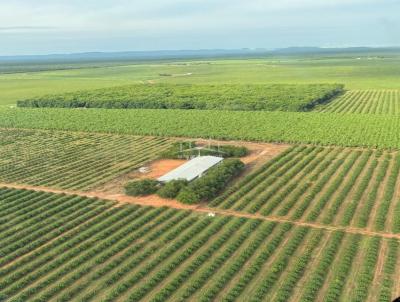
136 159 187 179
93 140 289 195
2 182 400 240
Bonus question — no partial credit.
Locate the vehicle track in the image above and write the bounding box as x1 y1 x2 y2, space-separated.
1 182 400 240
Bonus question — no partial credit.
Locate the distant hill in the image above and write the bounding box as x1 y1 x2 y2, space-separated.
1 47 400 64
273 46 400 56
1 47 399 74
0 49 270 63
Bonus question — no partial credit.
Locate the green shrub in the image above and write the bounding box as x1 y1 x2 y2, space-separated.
175 188 200 204
160 142 248 159
157 179 189 199
125 179 159 196
218 145 249 157
177 159 245 204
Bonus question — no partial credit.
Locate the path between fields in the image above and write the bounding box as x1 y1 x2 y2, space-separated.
1 182 400 240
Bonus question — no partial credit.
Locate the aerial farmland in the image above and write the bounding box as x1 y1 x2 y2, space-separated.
1 1 400 301
1 52 400 301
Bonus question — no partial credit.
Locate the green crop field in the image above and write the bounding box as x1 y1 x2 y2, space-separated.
1 188 399 302
316 90 400 114
211 146 400 233
1 54 400 106
2 107 400 149
0 129 172 190
1 51 400 302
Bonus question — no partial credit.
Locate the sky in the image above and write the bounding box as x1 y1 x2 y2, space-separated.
0 0 399 55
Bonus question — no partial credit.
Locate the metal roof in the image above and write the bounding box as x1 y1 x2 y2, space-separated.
158 156 223 182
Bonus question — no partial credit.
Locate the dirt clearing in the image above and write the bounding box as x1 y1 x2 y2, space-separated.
137 159 187 179
93 140 289 195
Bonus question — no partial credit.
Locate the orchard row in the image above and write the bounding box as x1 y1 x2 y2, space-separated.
212 146 400 233
0 188 399 301
317 90 400 114
3 107 400 149
0 129 172 190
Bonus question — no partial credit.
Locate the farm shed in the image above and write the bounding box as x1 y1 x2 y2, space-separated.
158 156 223 183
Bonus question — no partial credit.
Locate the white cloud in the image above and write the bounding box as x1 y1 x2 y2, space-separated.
0 0 398 54
0 0 394 32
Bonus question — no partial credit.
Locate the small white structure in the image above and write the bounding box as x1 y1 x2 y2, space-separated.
158 156 223 183
138 167 150 174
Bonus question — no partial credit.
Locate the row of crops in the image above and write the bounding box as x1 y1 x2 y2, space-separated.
316 90 400 114
0 188 399 302
3 107 400 149
0 129 173 191
16 83 343 112
211 146 400 233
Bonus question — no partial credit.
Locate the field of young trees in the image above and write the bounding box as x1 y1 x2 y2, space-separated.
16 83 343 112
211 146 400 233
0 129 172 190
0 188 398 302
316 90 400 114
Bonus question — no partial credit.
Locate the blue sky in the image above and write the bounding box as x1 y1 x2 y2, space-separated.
1 0 399 55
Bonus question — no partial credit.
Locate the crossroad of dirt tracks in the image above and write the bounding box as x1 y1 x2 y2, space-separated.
2 182 400 241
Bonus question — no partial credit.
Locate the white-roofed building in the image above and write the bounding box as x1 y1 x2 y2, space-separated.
158 156 223 183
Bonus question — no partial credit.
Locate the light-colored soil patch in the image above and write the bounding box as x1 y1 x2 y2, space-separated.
369 240 387 301
195 139 289 166
291 232 333 302
102 192 203 211
340 237 367 299
137 159 187 179
92 159 186 194
294 150 351 221
367 157 394 231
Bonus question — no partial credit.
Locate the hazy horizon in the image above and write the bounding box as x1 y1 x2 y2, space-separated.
2 46 400 59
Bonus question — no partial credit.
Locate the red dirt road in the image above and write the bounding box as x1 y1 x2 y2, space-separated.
1 182 400 241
